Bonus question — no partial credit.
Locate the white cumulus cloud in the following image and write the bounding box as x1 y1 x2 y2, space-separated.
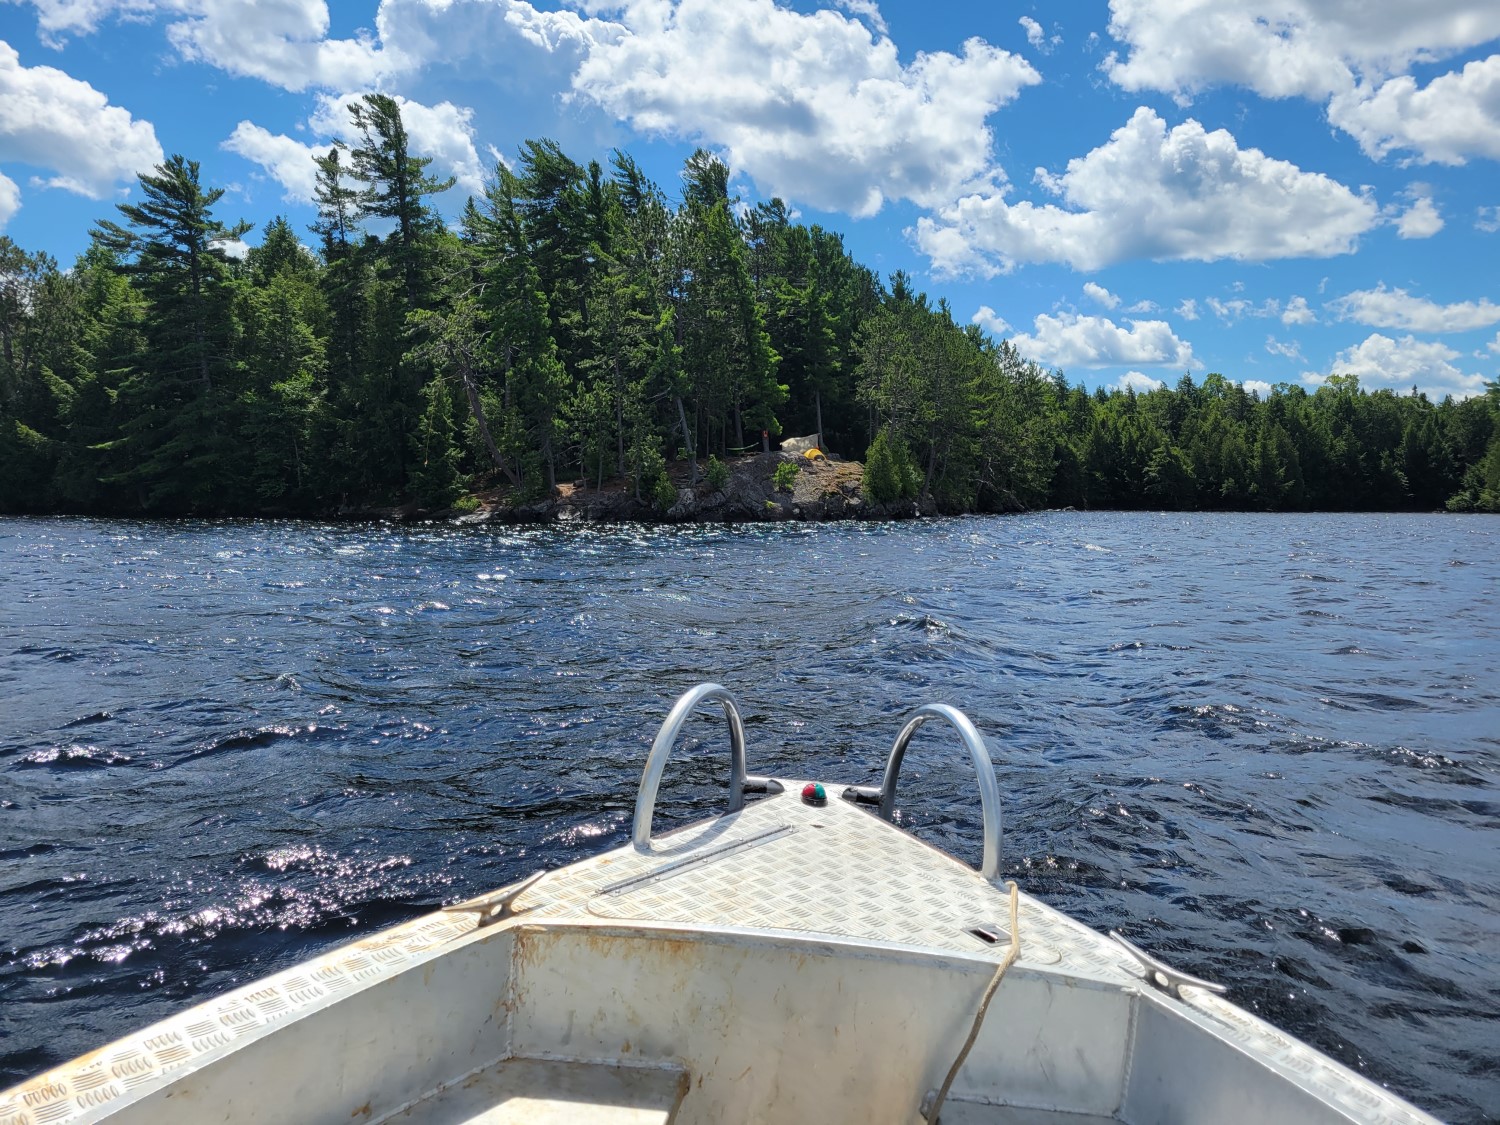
165 0 393 92
1083 281 1120 309
914 107 1378 275
0 40 163 198
547 0 1039 217
1104 0 1500 101
0 170 20 227
970 305 1012 337
1114 370 1165 393
1176 297 1199 321
212 234 249 259
338 0 1035 218
1207 296 1281 323
9 0 156 46
1330 54 1500 166
1242 379 1274 397
1265 335 1304 361
11 0 402 90
832 0 886 35
1395 190 1444 238
222 121 321 203
1103 0 1500 163
1478 206 1500 232
1328 285 1500 333
1011 310 1195 370
1311 332 1487 399
1282 296 1315 325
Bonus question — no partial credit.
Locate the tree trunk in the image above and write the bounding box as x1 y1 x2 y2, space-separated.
502 343 514 412
676 394 698 485
188 243 211 390
290 433 304 491
816 390 825 454
614 357 625 479
395 156 417 306
459 362 518 487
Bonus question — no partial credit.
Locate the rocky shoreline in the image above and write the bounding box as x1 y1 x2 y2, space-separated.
434 452 935 525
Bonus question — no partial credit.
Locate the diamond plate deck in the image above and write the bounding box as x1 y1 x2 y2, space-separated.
576 786 1079 969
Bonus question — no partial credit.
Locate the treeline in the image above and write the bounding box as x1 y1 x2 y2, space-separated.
1 94 1497 517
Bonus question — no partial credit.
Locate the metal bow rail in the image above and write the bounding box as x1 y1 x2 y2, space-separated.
634 685 1004 886
840 703 1004 885
632 683 781 850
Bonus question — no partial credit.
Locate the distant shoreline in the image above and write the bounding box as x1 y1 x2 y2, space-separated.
2 450 1481 525
361 451 940 525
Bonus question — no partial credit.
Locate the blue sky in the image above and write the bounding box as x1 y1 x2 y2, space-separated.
2 0 1498 399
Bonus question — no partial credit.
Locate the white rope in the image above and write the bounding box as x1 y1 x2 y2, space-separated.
924 879 1021 1124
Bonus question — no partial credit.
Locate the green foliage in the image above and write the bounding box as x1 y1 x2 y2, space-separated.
88 155 251 512
4 127 1496 520
772 459 799 492
652 470 678 511
347 93 455 305
862 429 906 504
450 493 480 514
705 454 729 491
0 419 57 509
630 442 666 503
409 376 462 508
1448 432 1500 511
1144 444 1196 509
675 150 784 462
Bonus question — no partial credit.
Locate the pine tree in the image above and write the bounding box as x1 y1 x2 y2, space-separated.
91 155 250 510
310 148 361 261
674 151 783 471
347 94 455 307
235 219 328 509
336 96 457 502
467 164 571 496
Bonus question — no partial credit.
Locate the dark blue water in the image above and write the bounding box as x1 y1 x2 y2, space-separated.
2 514 1496 1121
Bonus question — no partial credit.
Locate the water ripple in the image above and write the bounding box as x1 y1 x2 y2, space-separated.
0 512 1496 1122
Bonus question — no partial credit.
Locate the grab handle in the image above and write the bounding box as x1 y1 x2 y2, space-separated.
633 683 751 850
842 704 1003 884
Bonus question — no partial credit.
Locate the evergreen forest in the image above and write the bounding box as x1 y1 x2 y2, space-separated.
2 95 1498 518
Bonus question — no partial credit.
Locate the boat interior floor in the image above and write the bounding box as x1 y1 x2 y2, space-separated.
381 1057 688 1125
377 1052 1122 1125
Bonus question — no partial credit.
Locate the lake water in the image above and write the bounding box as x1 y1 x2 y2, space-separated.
2 513 1496 1121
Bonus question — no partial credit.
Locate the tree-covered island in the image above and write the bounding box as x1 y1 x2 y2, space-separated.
2 96 1497 521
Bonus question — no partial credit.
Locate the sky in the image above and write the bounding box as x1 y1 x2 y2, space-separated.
1 0 1498 401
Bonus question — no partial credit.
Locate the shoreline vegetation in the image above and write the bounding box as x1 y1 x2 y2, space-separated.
374 450 901 525
2 95 1498 523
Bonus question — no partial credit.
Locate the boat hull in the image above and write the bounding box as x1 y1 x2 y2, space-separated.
0 779 1439 1124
